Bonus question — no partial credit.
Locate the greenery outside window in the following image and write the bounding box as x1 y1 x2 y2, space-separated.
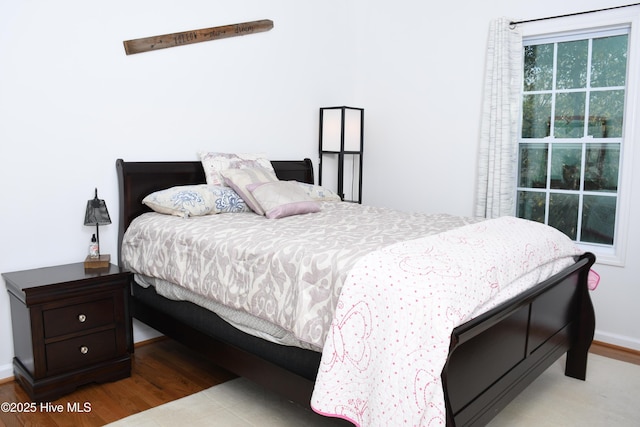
517 28 628 252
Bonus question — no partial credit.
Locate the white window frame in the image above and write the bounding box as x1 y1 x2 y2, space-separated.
518 7 640 266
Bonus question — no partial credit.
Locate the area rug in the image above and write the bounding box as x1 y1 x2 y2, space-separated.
106 353 639 426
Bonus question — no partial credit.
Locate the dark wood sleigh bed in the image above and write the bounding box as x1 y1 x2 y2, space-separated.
116 157 596 426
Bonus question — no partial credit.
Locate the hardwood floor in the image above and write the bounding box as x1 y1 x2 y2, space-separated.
0 339 236 427
0 339 637 427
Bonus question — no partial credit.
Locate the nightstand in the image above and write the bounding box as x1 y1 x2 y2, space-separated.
2 263 132 401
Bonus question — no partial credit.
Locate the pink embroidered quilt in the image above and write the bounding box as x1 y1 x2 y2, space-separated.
311 216 583 426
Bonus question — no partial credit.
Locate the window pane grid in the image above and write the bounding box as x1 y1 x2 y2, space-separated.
518 31 627 247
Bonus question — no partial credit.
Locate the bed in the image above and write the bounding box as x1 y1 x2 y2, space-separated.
116 157 596 426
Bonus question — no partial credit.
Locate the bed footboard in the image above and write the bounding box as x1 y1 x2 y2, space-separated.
442 252 596 426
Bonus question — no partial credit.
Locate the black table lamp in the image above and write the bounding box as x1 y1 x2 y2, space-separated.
83 188 112 269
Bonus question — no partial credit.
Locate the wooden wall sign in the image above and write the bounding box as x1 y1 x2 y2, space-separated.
123 19 274 55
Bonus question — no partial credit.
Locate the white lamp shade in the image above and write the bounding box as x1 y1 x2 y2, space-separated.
321 109 343 152
319 106 364 203
343 108 362 151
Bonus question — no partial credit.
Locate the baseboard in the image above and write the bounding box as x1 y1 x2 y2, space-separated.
593 340 640 354
594 330 640 352
134 336 168 348
0 363 14 384
132 318 163 343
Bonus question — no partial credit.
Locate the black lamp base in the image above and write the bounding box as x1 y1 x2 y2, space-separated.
84 254 110 269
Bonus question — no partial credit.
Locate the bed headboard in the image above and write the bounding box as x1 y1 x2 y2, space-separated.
115 158 314 265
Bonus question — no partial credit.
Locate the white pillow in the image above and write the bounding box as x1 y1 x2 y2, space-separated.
199 152 275 186
294 182 342 202
207 186 252 213
142 185 249 218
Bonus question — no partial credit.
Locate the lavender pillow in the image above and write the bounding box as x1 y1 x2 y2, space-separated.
249 181 321 219
220 168 279 215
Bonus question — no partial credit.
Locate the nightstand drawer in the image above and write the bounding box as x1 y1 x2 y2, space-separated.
43 297 115 338
46 329 117 373
3 262 132 401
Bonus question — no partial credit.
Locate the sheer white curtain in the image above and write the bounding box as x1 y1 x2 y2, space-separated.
474 18 523 218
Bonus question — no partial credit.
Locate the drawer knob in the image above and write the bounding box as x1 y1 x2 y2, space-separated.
78 314 87 323
79 346 89 355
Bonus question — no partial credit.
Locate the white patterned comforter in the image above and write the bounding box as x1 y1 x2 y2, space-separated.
121 202 480 350
310 216 583 426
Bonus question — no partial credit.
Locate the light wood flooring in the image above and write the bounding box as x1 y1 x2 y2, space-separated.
0 339 637 427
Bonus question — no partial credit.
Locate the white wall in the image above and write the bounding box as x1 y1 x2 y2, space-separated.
356 0 640 352
0 0 359 379
1 0 638 380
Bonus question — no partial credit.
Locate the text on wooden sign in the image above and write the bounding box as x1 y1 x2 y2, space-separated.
123 19 274 55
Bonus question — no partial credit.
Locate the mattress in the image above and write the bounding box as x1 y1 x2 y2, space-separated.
131 273 319 349
121 201 481 350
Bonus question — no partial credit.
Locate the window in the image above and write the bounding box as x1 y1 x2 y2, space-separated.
515 12 638 265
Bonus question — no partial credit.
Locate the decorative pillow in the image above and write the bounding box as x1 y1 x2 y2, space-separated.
294 182 342 202
142 185 249 217
220 168 279 215
199 152 275 186
249 181 321 219
207 186 251 213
